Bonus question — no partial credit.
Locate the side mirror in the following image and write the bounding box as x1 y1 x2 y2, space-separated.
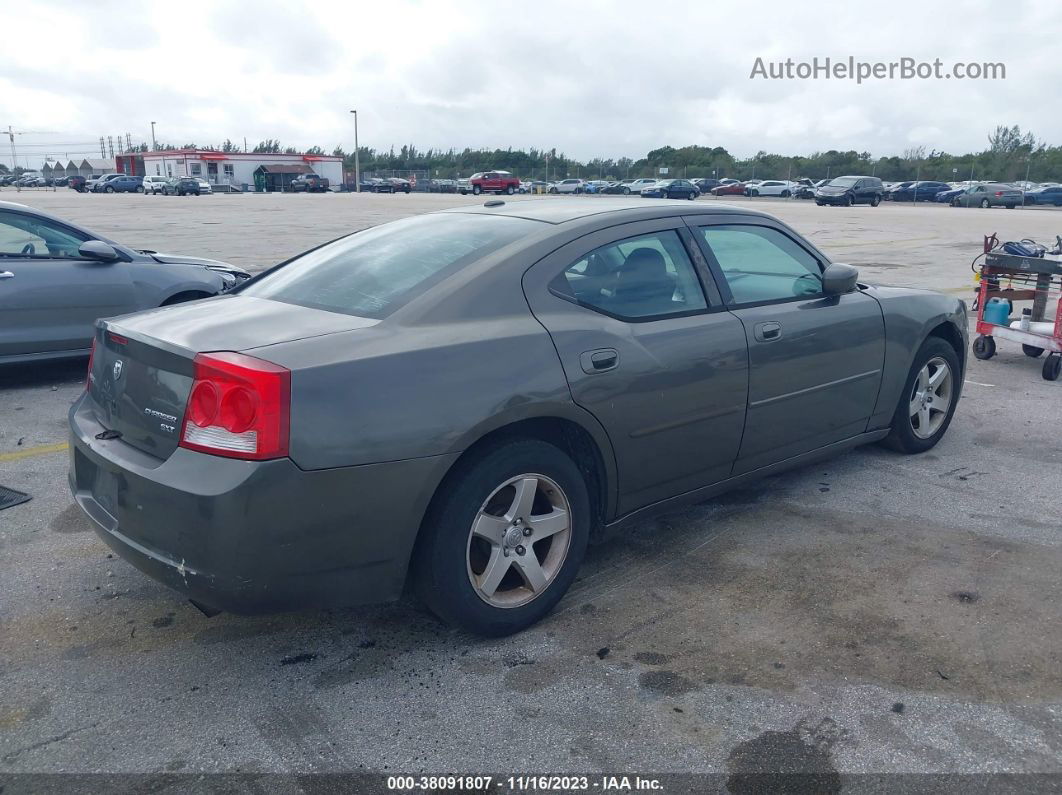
822 263 859 295
78 240 119 261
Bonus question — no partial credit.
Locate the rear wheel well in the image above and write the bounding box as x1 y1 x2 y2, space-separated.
426 418 608 536
161 290 213 306
928 321 965 374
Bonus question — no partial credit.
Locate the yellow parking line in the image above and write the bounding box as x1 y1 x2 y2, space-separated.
0 441 69 463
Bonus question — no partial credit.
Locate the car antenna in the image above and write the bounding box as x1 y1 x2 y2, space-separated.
483 200 505 207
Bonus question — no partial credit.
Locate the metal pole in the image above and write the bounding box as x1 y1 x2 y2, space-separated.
350 110 360 192
150 122 157 150
8 127 19 192
913 163 920 205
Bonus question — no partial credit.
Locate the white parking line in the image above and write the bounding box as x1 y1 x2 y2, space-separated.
965 380 996 387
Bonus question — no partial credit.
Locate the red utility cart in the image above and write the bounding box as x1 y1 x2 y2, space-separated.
972 251 1062 381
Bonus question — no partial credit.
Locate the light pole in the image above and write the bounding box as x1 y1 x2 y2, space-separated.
150 121 157 151
349 110 360 192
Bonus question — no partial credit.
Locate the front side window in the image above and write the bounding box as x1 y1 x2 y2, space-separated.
0 211 88 258
241 213 539 319
699 224 822 305
552 229 707 320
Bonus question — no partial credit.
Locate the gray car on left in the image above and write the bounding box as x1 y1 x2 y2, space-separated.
0 200 250 364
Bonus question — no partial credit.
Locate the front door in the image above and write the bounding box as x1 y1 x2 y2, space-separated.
688 219 885 474
523 218 749 515
0 209 137 357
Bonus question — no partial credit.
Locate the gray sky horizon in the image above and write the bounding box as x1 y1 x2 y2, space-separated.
1 0 1059 169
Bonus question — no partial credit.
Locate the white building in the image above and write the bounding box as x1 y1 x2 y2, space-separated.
129 149 343 190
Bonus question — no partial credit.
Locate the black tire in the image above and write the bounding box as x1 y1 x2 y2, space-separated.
750 189 759 197
972 334 996 360
815 201 824 206
870 196 881 207
1023 344 1045 358
472 185 481 195
951 198 961 207
781 190 790 198
105 186 115 193
1006 204 1015 209
687 192 695 200
881 337 961 454
980 198 990 209
413 439 591 636
136 185 145 193
549 187 558 194
844 194 853 206
622 187 630 194
1043 354 1062 381
506 185 515 195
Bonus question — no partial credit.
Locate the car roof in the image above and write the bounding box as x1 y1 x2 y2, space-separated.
438 197 772 225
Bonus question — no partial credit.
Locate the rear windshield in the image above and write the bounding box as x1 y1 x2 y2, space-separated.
240 213 539 319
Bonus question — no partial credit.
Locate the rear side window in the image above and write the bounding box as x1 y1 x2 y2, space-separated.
241 213 539 319
552 230 707 320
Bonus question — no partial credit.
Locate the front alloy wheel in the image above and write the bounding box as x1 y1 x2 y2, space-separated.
882 337 960 453
908 356 953 439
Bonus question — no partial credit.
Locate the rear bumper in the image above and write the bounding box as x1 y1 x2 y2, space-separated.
68 395 458 613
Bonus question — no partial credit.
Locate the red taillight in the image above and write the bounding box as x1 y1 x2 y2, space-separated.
995 191 1003 197
179 352 290 460
86 337 96 391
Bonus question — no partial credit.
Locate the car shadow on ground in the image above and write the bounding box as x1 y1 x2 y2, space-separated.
0 358 87 390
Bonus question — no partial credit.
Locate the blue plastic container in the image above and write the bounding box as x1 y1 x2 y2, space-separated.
982 297 1010 326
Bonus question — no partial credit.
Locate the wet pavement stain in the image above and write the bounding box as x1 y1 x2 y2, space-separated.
726 718 844 794
638 670 697 697
49 504 94 534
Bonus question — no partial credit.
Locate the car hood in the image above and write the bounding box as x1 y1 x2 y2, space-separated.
140 250 251 278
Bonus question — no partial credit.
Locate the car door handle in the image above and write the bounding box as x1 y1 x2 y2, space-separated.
580 348 619 374
0 270 14 280
754 321 782 342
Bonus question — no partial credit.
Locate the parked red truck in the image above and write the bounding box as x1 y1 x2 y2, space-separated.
469 170 521 195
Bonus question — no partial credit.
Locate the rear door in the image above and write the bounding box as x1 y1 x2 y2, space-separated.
523 217 749 514
688 218 885 474
0 209 137 357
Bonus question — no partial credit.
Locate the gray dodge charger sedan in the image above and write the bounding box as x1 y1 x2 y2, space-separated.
69 199 967 635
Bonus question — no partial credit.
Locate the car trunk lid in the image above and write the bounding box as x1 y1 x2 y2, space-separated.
87 296 377 460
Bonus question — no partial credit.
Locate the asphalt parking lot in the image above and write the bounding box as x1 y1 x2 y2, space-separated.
1 191 1060 783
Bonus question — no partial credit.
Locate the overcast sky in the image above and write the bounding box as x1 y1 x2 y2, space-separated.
2 0 1060 168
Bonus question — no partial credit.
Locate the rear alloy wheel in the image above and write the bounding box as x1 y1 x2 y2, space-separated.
622 187 630 194
136 185 145 193
871 196 881 207
882 338 960 453
980 198 990 208
105 186 115 193
414 439 590 636
506 185 515 195
472 185 482 195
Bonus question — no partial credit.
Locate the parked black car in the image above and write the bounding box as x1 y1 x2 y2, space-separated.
388 178 412 194
291 173 330 193
815 176 884 206
641 179 699 199
162 177 202 196
428 179 457 193
888 181 951 202
692 178 721 194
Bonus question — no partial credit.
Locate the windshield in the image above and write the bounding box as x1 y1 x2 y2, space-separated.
241 213 539 319
828 177 858 187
